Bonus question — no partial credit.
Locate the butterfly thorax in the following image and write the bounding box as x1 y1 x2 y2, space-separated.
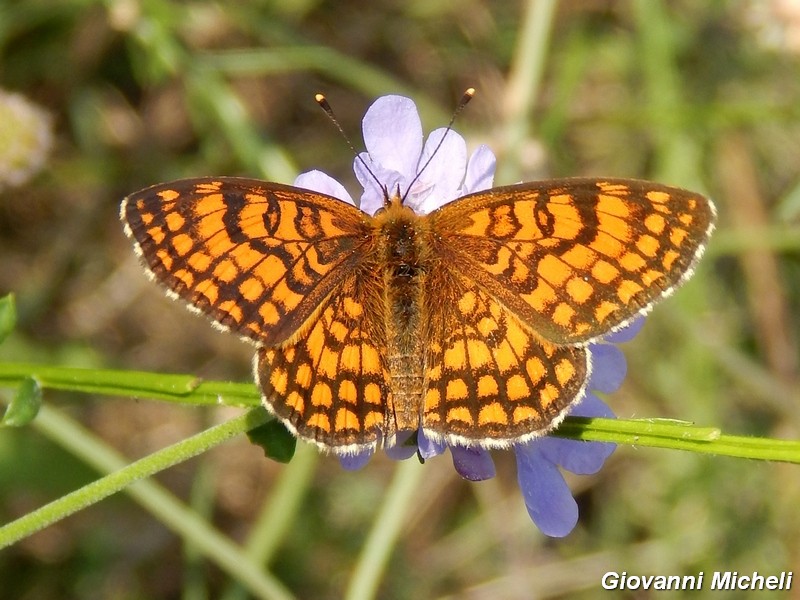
373 198 432 434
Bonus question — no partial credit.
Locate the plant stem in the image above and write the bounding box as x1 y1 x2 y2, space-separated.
0 405 294 600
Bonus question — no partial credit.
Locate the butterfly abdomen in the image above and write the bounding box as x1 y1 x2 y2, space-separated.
375 203 432 434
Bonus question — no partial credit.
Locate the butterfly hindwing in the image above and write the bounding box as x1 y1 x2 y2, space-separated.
254 266 392 452
421 267 590 447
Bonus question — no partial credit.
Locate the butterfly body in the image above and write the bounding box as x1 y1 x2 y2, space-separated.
122 176 715 455
374 199 430 437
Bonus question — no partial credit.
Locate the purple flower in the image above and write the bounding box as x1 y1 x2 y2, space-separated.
296 95 495 216
295 94 634 537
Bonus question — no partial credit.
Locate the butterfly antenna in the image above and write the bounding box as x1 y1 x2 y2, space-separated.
315 93 390 203
401 87 475 205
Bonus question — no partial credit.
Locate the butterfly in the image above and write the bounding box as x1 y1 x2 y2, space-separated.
121 175 715 455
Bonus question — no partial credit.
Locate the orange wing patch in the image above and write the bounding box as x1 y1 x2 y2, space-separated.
421 270 589 447
254 270 391 452
430 178 715 345
122 177 372 346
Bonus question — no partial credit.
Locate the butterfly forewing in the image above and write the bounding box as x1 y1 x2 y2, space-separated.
429 178 716 345
121 177 372 346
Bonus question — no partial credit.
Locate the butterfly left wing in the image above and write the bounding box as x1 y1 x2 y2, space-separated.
428 178 715 345
121 177 373 346
254 265 393 453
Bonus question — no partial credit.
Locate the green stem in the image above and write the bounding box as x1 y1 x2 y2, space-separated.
0 405 294 600
0 362 259 407
2 362 800 462
555 417 800 463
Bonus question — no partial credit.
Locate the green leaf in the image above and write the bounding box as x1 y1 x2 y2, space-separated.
0 294 16 344
2 377 42 426
247 417 297 463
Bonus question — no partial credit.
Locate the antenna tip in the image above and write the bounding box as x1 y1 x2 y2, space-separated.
315 93 333 115
456 88 475 112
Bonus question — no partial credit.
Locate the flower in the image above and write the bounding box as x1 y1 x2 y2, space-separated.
0 90 53 191
295 95 496 216
295 94 634 537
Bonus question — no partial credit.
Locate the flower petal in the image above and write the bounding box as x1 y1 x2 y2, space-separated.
354 153 405 215
450 445 496 481
538 394 616 475
294 170 354 204
361 95 422 179
338 449 374 471
514 444 579 537
412 128 467 214
571 392 616 419
384 430 419 460
537 436 615 476
463 145 496 193
588 344 627 393
418 430 446 460
604 315 646 343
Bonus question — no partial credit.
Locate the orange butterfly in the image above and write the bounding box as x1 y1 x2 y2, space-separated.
122 169 714 456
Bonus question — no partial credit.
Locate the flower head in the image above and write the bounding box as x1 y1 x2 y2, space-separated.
0 90 53 191
295 94 635 537
295 95 495 215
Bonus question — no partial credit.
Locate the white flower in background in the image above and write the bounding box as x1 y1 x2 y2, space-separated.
0 90 53 190
744 0 800 55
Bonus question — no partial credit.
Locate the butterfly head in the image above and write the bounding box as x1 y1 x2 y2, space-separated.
371 197 405 225
373 182 411 216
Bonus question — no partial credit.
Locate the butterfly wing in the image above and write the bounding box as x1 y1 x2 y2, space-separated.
124 176 394 452
421 267 589 447
428 178 716 345
121 177 373 346
420 177 714 446
254 265 393 452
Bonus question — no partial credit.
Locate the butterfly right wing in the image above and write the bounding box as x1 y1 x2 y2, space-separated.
419 177 714 447
121 177 373 346
420 265 590 448
428 178 715 345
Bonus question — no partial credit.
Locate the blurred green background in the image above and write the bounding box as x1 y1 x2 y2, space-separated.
1 0 799 598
